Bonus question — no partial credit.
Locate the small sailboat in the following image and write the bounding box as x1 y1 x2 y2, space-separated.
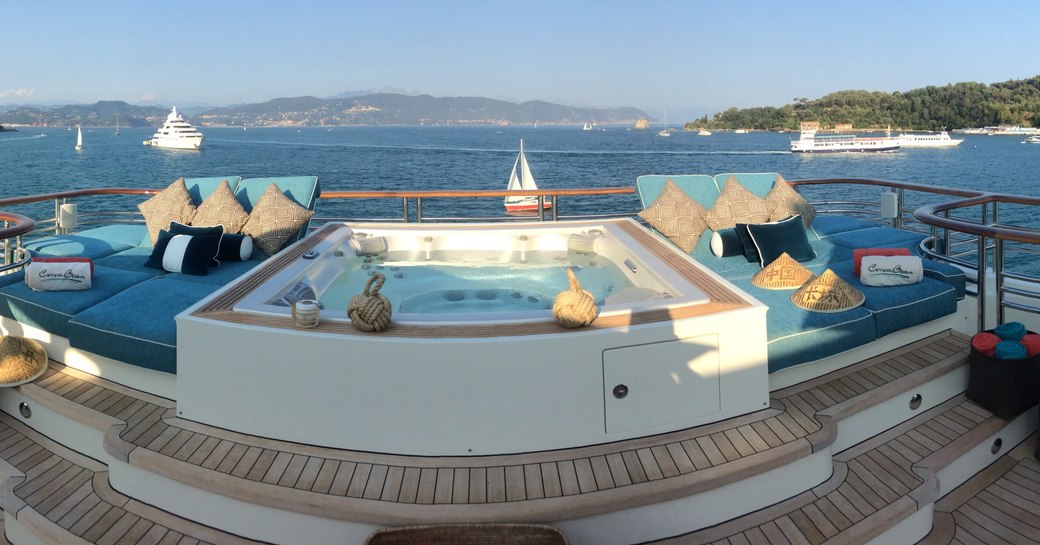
75 125 83 151
115 114 120 136
503 139 551 213
657 109 670 137
583 122 593 131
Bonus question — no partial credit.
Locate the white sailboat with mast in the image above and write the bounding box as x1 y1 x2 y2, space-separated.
503 139 551 213
75 125 83 151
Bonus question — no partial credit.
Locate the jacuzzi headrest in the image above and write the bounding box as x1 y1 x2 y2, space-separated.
568 231 603 255
352 236 389 256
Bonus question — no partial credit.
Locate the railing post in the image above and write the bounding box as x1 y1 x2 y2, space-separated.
402 197 410 223
538 196 545 221
552 196 559 222
2 220 9 267
995 238 1005 326
894 188 904 229
54 199 62 235
977 233 987 332
416 197 424 224
942 210 951 255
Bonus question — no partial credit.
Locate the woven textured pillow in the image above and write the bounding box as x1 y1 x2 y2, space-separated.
703 177 771 231
637 179 708 253
138 177 198 245
241 184 315 256
765 174 816 227
191 179 249 234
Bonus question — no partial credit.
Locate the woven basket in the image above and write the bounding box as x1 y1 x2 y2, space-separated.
365 524 569 545
965 329 1040 419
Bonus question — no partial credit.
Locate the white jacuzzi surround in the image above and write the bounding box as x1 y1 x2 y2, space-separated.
177 221 769 456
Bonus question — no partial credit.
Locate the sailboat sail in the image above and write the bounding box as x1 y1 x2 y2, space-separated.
75 126 83 150
503 139 550 212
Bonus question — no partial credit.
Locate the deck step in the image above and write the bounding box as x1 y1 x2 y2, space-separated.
0 412 268 545
2 330 979 544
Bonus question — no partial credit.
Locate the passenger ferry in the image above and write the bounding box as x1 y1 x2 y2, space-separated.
895 130 964 148
790 127 901 153
143 107 204 150
0 174 1036 545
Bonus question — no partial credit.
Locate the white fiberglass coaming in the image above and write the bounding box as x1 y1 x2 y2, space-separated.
177 220 770 456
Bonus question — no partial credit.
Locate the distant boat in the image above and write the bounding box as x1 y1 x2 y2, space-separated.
0 124 17 133
658 110 670 137
75 126 83 151
1025 135 1040 144
791 126 900 153
698 129 712 136
143 107 203 150
115 114 120 136
503 139 551 213
734 129 748 134
583 122 593 131
895 130 962 148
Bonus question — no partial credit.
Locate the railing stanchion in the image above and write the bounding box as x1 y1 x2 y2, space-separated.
416 197 424 224
402 197 410 223
552 196 558 222
2 221 9 267
538 196 545 221
895 188 905 229
995 238 1005 326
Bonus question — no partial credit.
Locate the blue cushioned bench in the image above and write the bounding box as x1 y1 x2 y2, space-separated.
3 175 320 374
636 173 966 373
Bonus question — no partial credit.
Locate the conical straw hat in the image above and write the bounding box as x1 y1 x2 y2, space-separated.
753 252 813 290
790 269 865 313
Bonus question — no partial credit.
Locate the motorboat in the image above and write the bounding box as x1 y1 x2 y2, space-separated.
143 107 204 150
1025 135 1040 144
791 126 900 152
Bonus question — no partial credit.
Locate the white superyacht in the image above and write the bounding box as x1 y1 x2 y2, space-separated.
143 106 204 150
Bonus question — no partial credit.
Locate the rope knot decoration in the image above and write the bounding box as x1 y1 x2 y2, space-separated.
553 267 598 328
348 272 392 332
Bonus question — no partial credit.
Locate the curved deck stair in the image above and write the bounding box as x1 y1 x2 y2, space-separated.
0 413 267 544
6 329 1036 544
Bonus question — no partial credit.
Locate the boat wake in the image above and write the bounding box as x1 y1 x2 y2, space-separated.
0 134 48 143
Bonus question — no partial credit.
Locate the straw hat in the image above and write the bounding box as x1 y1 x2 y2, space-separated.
752 252 813 290
791 269 865 313
0 336 48 387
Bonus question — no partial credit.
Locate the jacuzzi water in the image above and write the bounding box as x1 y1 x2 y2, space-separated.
321 249 634 314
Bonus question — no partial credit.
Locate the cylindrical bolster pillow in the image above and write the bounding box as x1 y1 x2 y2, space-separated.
218 234 254 262
859 255 923 286
710 228 744 257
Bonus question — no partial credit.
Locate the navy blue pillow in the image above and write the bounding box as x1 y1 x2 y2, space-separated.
218 234 254 262
146 223 224 275
733 224 759 263
746 215 816 267
710 228 745 258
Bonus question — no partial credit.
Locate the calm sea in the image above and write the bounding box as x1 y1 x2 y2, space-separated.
1 125 1038 227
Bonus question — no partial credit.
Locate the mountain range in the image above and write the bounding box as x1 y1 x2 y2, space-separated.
0 94 649 128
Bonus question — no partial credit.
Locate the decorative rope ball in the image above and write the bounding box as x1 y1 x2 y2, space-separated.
348 272 392 332
553 267 598 328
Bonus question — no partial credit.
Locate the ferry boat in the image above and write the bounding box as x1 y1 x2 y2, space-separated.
791 127 901 153
0 174 1037 545
143 107 204 150
895 130 964 148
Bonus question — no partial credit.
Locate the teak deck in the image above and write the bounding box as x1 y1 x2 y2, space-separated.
1 330 1038 544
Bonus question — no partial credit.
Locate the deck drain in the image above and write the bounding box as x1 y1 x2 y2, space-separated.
909 394 922 410
18 402 31 419
991 438 1003 455
612 384 629 399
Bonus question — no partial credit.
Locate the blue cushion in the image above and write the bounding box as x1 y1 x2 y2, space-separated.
67 277 220 374
713 173 779 198
234 176 320 212
23 225 148 259
809 216 878 238
921 261 966 299
731 278 878 373
184 176 242 205
94 247 167 277
166 258 262 286
635 175 719 210
826 260 959 337
823 227 924 250
0 266 154 337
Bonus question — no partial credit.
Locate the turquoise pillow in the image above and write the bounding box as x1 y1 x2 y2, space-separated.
746 215 816 267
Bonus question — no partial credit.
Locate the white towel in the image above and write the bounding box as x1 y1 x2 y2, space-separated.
26 259 93 291
859 255 923 286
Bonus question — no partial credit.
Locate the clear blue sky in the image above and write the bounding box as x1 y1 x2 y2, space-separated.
3 0 1038 119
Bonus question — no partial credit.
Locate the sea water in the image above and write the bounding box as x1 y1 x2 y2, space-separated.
1 125 1038 261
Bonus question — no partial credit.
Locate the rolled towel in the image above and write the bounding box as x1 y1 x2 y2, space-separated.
994 321 1026 341
859 255 923 286
1021 333 1040 357
994 340 1027 360
971 332 1001 357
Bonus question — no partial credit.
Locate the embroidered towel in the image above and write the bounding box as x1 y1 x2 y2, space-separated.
853 247 911 275
25 257 93 291
859 255 922 286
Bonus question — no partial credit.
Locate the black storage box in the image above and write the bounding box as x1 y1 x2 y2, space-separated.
966 330 1040 419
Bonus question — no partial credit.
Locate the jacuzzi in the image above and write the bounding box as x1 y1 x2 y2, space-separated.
177 220 769 456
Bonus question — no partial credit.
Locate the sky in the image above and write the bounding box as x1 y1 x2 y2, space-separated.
3 0 1039 119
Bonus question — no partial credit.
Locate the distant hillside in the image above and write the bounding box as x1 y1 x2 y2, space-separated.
0 95 648 128
0 101 168 128
685 75 1040 131
196 94 648 126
